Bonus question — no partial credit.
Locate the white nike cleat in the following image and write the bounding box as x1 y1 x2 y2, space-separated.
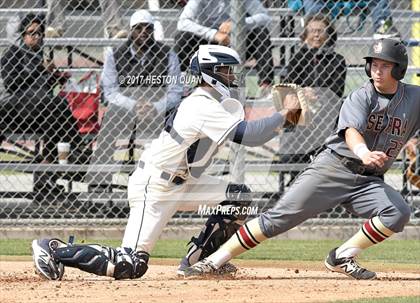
31 239 65 280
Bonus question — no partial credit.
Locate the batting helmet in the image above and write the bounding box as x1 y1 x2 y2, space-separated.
190 45 242 99
364 38 408 80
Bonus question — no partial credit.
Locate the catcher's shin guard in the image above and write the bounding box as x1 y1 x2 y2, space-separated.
53 244 149 279
53 244 118 277
183 183 252 266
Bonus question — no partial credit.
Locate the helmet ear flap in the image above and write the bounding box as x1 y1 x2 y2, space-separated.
190 56 201 76
391 67 399 81
391 65 405 81
365 59 372 78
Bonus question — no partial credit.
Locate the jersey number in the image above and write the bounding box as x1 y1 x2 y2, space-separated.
385 139 404 158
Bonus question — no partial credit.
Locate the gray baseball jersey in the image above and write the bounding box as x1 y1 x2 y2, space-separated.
327 81 420 174
259 81 419 238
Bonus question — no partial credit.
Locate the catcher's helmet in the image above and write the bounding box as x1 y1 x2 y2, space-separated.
190 45 242 99
364 38 408 80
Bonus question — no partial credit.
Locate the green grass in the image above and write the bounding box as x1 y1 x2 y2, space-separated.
332 297 420 303
0 153 27 161
237 239 420 263
1 239 419 264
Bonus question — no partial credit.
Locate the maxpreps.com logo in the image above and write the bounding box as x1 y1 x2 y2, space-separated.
373 42 383 54
197 204 259 216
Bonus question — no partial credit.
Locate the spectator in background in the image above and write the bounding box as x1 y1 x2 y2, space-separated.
46 0 127 38
278 14 347 183
286 14 346 99
175 0 274 94
301 0 400 39
90 9 182 176
0 13 84 191
101 9 182 134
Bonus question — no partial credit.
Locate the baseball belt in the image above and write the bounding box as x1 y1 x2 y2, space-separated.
330 149 384 179
138 160 186 185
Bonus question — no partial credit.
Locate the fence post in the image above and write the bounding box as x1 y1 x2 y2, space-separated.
412 0 420 85
229 0 246 184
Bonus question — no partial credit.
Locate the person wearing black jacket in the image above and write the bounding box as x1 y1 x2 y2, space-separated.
0 13 84 194
279 14 347 183
286 14 346 98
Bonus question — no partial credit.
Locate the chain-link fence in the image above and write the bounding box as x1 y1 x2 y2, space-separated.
0 0 419 227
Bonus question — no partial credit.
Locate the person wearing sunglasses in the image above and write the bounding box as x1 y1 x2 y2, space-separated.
277 14 347 185
0 13 85 199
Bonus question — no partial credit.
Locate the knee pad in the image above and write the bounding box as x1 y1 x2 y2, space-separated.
113 248 149 280
225 183 253 221
226 183 252 204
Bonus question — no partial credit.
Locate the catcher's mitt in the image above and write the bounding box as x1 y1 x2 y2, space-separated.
272 83 312 126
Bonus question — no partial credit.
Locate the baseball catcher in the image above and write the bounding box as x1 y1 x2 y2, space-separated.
32 44 303 280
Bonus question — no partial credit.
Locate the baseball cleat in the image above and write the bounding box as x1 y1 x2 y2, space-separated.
177 257 237 276
214 262 238 275
176 256 191 276
31 239 66 280
324 247 377 280
183 259 218 277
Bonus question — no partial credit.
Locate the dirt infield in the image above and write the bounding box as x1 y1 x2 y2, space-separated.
1 259 419 303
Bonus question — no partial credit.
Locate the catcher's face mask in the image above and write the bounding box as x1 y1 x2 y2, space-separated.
213 64 244 88
193 45 243 99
